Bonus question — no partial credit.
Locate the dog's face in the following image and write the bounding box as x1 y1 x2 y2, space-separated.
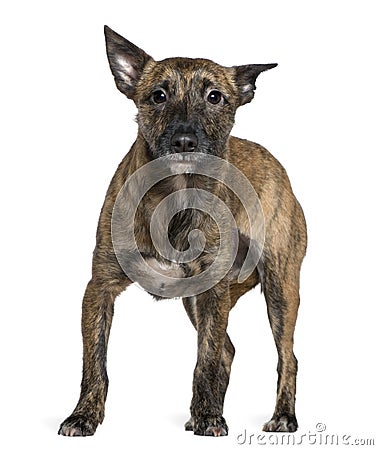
104 26 276 159
134 57 240 159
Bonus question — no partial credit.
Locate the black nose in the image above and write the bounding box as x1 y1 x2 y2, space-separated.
171 133 198 152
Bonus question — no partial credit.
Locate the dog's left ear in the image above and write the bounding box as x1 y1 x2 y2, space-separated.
104 26 153 99
234 64 277 105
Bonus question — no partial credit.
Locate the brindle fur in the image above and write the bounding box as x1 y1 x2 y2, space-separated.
58 26 307 437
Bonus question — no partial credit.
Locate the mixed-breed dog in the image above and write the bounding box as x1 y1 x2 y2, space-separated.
58 26 307 437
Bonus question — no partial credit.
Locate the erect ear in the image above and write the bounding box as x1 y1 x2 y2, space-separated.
104 26 153 99
234 63 277 105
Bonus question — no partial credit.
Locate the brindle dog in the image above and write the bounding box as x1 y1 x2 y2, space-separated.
58 26 307 437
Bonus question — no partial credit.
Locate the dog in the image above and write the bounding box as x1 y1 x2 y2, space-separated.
58 26 307 437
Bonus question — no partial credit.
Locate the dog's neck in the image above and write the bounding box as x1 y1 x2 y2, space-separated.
129 132 231 257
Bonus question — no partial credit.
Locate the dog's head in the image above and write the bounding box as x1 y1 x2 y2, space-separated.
104 26 276 159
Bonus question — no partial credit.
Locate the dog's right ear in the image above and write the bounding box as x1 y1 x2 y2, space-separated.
104 26 153 99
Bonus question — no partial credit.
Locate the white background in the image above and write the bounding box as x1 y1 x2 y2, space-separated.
1 1 377 449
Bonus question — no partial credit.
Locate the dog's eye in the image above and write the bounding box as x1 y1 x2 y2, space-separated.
207 90 223 105
152 90 167 104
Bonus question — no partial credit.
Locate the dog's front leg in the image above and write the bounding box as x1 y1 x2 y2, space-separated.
59 253 130 436
190 280 230 437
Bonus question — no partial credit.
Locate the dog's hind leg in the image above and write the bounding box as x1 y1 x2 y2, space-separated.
262 261 301 433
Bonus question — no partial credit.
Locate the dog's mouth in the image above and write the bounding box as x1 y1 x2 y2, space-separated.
166 152 205 174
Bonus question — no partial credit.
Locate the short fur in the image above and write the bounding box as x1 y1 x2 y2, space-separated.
58 26 307 437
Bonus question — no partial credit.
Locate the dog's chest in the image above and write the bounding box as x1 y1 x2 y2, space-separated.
123 173 251 298
133 174 220 273
139 175 216 244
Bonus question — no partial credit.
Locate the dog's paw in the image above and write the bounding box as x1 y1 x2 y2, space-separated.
263 414 298 432
184 417 193 431
58 414 97 437
192 415 228 437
